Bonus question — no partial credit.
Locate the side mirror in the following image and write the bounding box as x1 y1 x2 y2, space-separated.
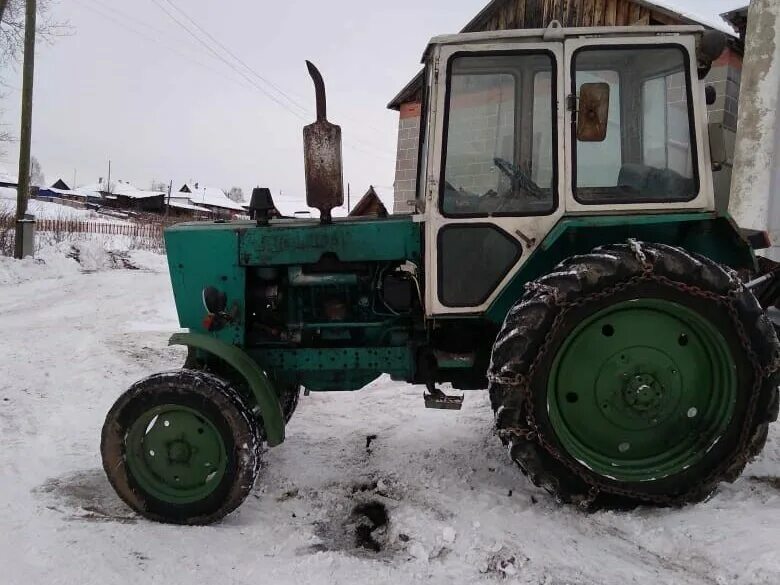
577 83 610 142
708 122 728 170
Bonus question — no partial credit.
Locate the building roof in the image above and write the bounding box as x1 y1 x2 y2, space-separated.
180 183 246 212
349 186 390 217
167 196 211 213
112 180 165 199
388 0 737 109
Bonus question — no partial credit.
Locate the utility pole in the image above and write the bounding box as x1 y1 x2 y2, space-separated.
107 159 111 192
14 0 37 259
72 169 76 189
165 179 172 217
347 182 350 212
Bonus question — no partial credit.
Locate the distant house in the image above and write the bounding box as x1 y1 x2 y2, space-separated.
179 183 246 218
349 186 389 218
165 194 211 218
37 179 92 204
105 180 166 212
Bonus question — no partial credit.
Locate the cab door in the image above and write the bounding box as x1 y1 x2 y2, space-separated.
423 41 565 316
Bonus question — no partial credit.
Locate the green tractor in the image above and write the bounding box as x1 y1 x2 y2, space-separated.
102 23 780 524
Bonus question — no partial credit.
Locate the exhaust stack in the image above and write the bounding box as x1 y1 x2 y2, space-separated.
303 61 344 224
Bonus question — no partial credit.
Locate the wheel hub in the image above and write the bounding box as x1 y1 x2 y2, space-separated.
125 405 227 504
547 298 737 482
623 374 663 413
167 438 193 463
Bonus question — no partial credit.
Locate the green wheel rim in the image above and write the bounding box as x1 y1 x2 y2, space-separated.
125 405 228 504
547 298 737 483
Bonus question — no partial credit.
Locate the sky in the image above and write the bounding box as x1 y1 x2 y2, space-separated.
0 0 749 209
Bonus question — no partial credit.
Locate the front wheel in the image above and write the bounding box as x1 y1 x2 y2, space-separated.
101 369 263 524
489 242 779 507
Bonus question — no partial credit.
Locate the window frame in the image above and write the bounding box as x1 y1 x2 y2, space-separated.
570 43 700 205
438 49 559 219
436 222 522 307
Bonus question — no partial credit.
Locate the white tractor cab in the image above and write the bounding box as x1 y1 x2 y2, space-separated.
415 23 727 316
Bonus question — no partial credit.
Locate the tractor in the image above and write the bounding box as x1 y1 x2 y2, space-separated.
101 21 780 524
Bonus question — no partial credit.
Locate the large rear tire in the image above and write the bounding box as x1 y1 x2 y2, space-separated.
488 242 779 507
101 369 263 524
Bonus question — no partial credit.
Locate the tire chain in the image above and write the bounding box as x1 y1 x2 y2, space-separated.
489 240 780 507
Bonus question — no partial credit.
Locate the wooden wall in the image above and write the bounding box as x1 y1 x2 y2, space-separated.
470 0 682 32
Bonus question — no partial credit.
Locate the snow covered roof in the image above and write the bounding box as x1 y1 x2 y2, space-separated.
180 183 246 212
47 187 88 199
111 180 165 199
167 196 210 213
73 180 164 200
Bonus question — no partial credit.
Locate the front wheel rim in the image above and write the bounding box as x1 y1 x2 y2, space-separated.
547 298 737 483
125 404 228 504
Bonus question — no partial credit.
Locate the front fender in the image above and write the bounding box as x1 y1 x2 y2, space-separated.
169 333 285 446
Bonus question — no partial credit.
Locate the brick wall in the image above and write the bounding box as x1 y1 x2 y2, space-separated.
393 103 421 213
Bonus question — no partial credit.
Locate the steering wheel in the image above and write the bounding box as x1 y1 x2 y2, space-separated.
493 157 545 201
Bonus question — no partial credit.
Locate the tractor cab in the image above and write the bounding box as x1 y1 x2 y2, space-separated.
414 23 721 315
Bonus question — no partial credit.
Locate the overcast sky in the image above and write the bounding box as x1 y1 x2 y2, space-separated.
0 0 748 208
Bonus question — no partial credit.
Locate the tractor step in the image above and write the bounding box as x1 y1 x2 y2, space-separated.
424 387 464 410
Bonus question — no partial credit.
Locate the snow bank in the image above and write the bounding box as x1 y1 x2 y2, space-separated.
0 240 167 286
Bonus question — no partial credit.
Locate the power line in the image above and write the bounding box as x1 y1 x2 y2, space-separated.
152 0 395 159
149 0 308 121
74 0 258 93
162 0 310 116
77 0 397 160
156 0 396 158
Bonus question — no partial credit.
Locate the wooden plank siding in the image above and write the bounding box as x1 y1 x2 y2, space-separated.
466 0 688 32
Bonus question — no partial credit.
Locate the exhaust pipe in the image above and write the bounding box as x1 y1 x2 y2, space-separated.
303 61 344 224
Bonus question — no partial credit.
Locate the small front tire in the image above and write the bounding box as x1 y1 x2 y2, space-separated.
101 369 262 524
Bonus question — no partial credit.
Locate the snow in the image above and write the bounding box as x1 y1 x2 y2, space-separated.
181 183 246 212
0 245 779 585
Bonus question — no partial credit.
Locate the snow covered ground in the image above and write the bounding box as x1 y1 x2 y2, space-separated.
0 246 778 585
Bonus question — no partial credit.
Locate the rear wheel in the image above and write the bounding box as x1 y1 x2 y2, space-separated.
489 242 779 507
101 369 262 524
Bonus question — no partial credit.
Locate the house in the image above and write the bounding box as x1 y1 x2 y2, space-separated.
108 180 166 212
179 183 246 218
388 0 745 213
165 195 211 218
349 186 390 218
36 179 94 207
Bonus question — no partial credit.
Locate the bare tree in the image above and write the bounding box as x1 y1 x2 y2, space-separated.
227 186 244 203
150 180 168 192
29 154 43 185
0 1 67 153
1 1 68 65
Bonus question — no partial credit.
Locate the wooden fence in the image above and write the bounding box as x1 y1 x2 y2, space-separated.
0 216 167 247
32 219 165 240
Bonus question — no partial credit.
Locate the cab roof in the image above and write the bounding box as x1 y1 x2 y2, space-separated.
421 24 704 60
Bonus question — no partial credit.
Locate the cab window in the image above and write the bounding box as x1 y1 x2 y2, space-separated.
573 46 698 203
440 52 556 217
